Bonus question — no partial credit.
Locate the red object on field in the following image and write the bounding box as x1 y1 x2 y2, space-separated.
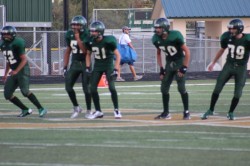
98 74 108 87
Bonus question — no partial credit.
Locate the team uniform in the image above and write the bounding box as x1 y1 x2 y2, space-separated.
201 18 250 120
85 35 119 116
152 29 189 119
64 29 92 117
214 32 250 98
0 32 47 117
202 32 250 120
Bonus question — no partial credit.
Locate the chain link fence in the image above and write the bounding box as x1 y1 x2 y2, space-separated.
0 30 221 76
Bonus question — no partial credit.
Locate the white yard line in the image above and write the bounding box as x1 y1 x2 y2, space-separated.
0 162 108 166
1 82 250 92
1 142 250 152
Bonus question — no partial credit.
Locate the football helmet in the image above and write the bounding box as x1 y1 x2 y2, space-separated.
227 18 244 35
1 26 17 41
89 21 105 38
154 18 170 35
70 15 87 32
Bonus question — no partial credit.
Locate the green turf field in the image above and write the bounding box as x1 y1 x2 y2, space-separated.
0 80 250 166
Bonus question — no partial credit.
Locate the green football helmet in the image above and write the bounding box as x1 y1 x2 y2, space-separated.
89 21 105 38
227 18 244 35
154 18 170 35
1 26 17 41
70 15 87 32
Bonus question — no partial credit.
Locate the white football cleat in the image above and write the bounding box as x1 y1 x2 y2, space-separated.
114 109 122 119
85 110 92 118
87 111 104 119
70 106 82 119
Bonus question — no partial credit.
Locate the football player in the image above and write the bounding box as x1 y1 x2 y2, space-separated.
85 21 122 119
63 15 92 118
0 26 47 117
152 17 191 120
201 18 250 120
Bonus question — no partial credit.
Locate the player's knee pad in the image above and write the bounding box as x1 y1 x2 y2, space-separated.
234 92 242 99
21 90 30 97
65 86 74 93
4 92 12 100
91 87 98 94
161 87 170 95
108 87 116 93
178 89 187 94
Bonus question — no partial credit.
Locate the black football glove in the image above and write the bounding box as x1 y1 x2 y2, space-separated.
110 69 118 81
63 66 67 77
159 67 165 76
178 65 187 74
85 66 92 77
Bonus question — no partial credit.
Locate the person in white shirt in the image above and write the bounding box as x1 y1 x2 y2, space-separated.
116 26 143 81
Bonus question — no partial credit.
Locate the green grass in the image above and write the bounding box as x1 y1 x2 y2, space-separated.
0 80 250 166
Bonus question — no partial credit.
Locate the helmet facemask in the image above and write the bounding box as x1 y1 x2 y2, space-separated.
1 26 17 42
154 18 170 36
70 15 87 33
227 19 244 38
90 21 105 39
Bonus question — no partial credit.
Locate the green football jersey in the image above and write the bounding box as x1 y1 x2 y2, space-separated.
152 30 185 61
220 32 250 65
86 35 117 70
65 29 90 61
0 37 27 70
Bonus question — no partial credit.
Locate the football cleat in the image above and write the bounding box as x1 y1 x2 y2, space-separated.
201 109 214 120
70 106 82 119
114 109 122 119
227 112 235 120
18 109 32 117
85 110 92 118
87 111 104 119
154 112 171 120
38 108 47 117
183 110 191 120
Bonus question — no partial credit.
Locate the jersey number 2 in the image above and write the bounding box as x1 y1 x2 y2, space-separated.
92 47 107 59
3 50 17 64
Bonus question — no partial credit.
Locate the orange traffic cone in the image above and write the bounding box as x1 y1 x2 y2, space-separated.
98 74 108 87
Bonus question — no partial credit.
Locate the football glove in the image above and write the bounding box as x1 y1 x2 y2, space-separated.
63 66 67 77
178 65 187 74
85 66 92 77
110 69 118 81
159 67 165 76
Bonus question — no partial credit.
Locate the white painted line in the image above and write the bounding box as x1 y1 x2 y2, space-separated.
2 82 250 92
0 162 108 166
1 142 250 152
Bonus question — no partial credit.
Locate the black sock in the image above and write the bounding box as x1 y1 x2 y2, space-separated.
162 93 169 115
181 92 189 111
27 93 43 109
10 96 28 110
68 91 78 106
229 97 239 113
210 93 219 112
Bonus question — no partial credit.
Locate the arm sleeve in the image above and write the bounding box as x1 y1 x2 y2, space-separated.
16 38 26 55
151 35 159 48
176 31 185 47
108 36 118 51
65 31 71 47
220 33 228 49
